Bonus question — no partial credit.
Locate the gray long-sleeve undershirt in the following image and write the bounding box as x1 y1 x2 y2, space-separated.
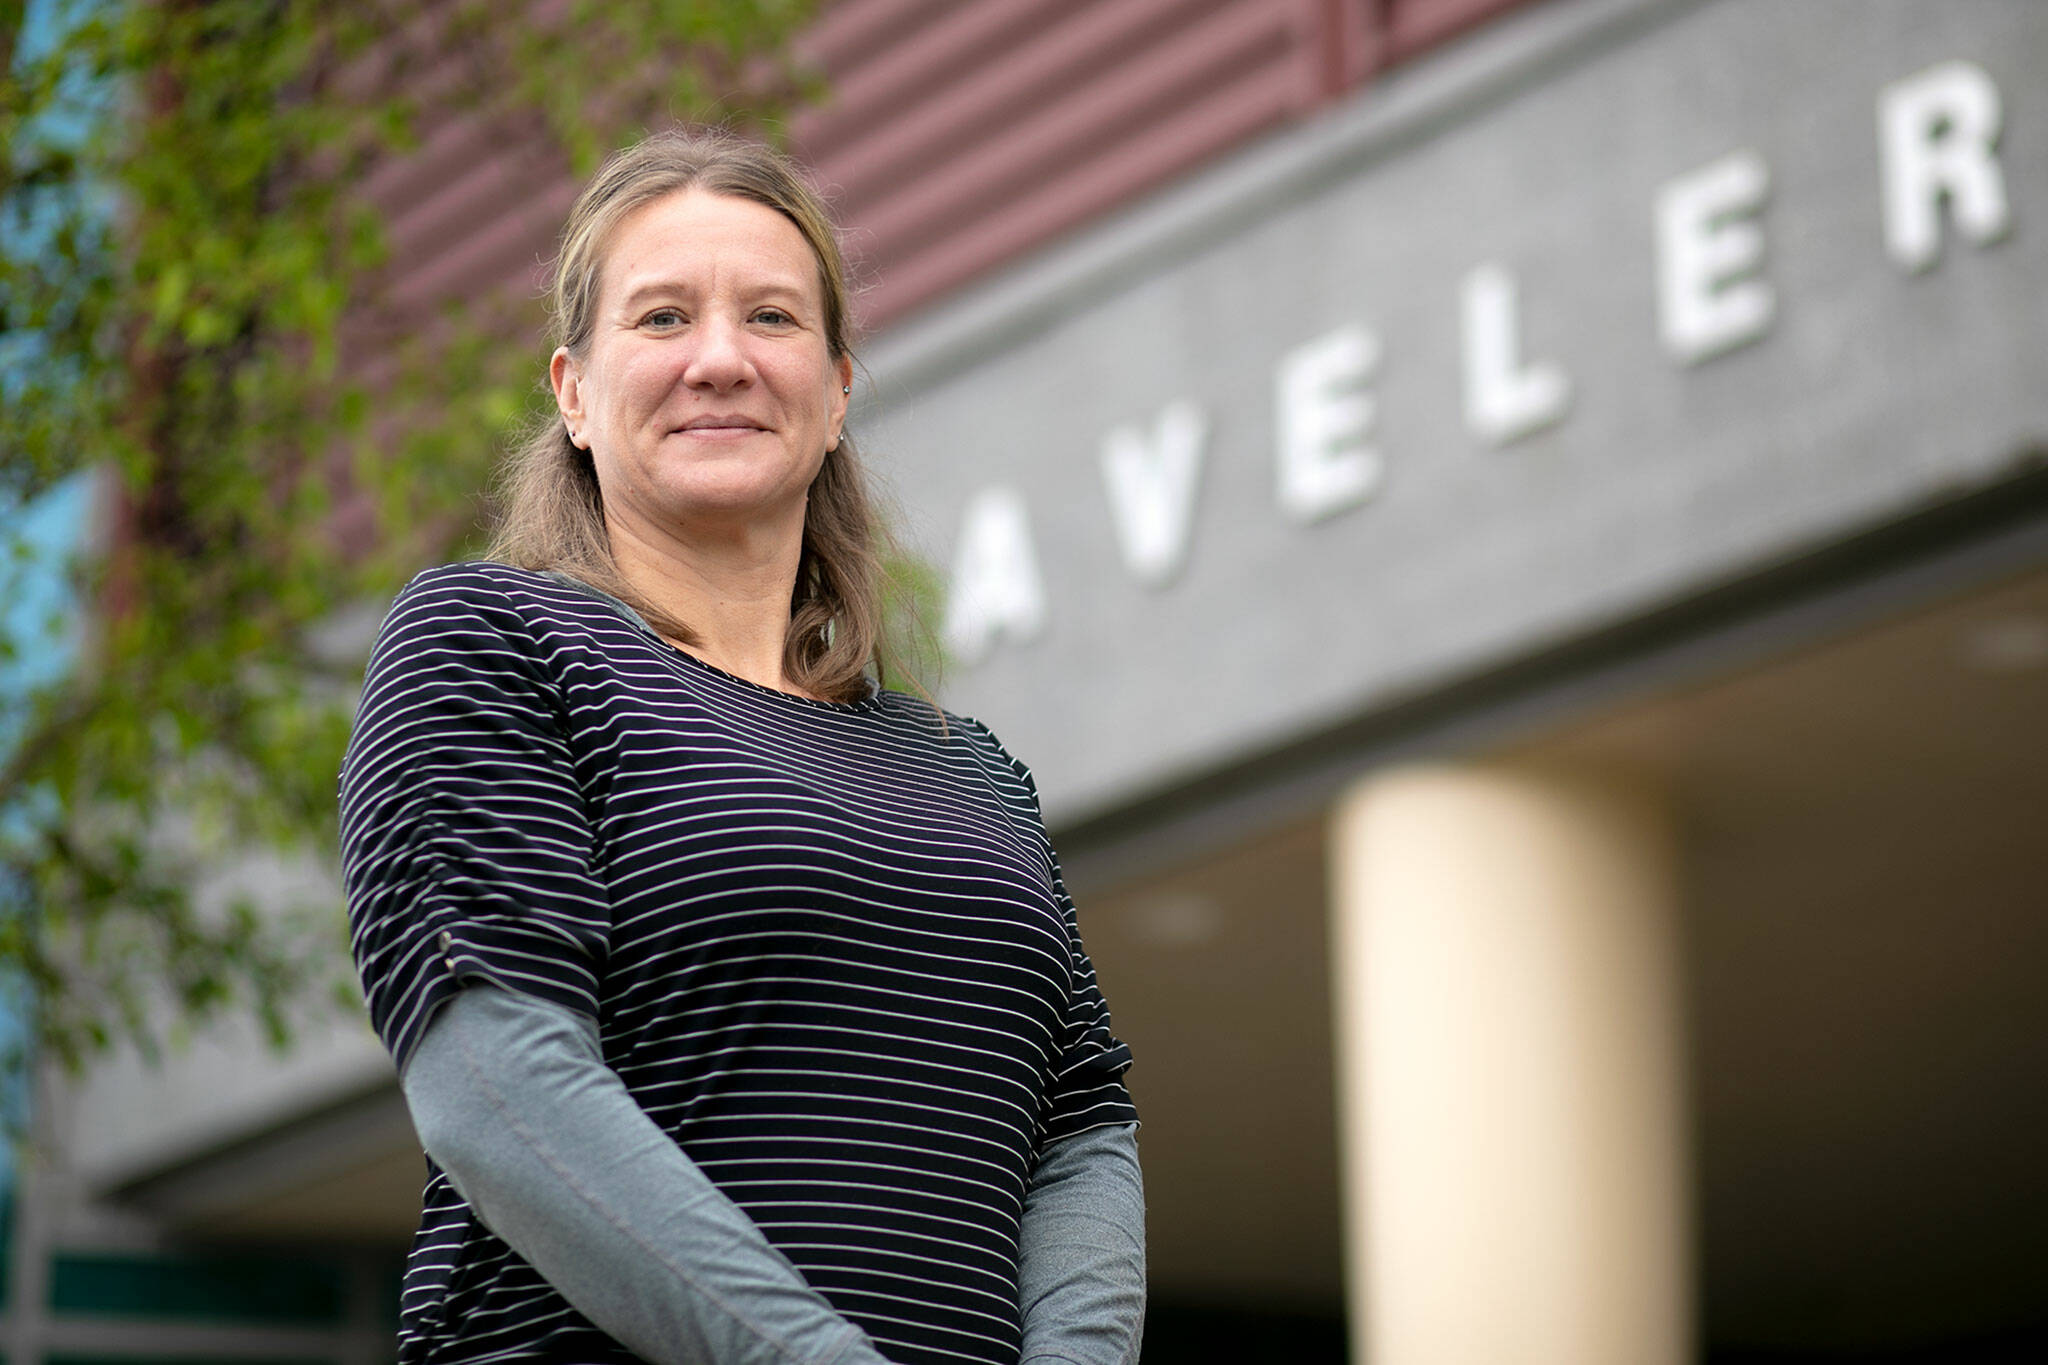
400 984 1145 1365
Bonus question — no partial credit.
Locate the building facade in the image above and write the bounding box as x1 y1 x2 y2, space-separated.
11 1 2047 1361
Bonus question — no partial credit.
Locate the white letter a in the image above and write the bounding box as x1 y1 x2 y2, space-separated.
943 487 1047 666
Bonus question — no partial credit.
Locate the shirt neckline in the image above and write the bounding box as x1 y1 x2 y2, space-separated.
538 568 884 715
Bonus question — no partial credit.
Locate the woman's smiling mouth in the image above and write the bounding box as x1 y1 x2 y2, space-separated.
675 415 767 436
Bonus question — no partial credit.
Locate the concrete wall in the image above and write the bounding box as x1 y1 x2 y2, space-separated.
859 0 2048 822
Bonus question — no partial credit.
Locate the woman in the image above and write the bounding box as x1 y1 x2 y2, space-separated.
339 129 1144 1365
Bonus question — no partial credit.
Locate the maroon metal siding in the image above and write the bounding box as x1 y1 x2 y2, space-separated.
358 0 1551 344
789 0 1355 328
793 0 1547 331
361 114 573 329
1383 0 1546 61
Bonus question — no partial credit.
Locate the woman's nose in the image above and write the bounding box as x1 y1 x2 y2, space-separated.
684 317 754 390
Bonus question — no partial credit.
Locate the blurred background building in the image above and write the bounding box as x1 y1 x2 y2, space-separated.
7 0 2046 1360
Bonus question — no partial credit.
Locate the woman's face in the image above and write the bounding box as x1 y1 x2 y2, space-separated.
551 189 852 546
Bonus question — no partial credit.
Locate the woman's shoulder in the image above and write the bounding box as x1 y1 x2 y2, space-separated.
389 560 560 611
371 562 652 674
829 687 1023 776
384 561 631 632
934 708 1042 794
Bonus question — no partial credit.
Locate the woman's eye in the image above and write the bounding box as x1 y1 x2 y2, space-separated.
643 308 684 328
752 308 794 326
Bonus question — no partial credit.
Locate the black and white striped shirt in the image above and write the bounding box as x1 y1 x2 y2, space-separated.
340 563 1136 1365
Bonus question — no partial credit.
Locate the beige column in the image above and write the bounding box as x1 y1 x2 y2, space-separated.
1328 759 1692 1365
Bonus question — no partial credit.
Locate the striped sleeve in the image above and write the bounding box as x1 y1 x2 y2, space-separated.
1037 813 1141 1145
339 567 611 1073
965 721 1139 1148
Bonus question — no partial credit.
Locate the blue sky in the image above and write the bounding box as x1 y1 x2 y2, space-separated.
1 0 107 1145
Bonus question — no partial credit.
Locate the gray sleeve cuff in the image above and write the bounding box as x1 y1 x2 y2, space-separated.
399 984 890 1365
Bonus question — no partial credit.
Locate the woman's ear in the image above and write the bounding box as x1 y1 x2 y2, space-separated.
550 347 586 448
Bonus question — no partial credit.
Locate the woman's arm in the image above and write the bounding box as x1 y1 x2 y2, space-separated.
400 984 892 1365
1016 1124 1146 1365
959 717 1146 1363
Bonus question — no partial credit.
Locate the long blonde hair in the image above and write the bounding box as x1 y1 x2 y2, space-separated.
487 128 887 703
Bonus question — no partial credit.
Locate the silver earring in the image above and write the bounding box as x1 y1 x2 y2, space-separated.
842 385 851 394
